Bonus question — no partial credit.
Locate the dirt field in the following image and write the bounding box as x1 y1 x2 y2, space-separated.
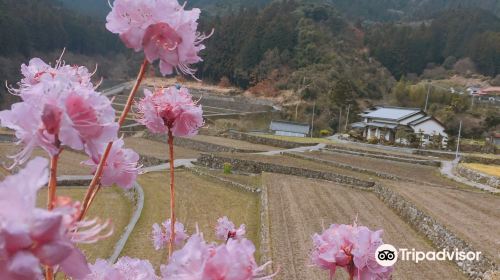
192 166 262 191
305 150 465 187
385 180 500 263
36 187 133 262
218 153 373 180
263 173 465 280
122 170 261 267
124 137 200 160
191 135 278 152
0 143 92 176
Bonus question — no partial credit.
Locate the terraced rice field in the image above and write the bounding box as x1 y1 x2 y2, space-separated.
192 166 262 191
124 137 200 160
385 180 500 263
121 170 261 268
36 187 133 262
0 143 92 176
263 173 465 280
462 163 500 177
190 135 278 152
305 150 462 187
216 153 373 180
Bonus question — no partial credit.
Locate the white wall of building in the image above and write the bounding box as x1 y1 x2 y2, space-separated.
275 131 306 137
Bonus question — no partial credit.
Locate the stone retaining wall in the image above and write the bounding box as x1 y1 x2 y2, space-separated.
226 131 318 149
285 152 447 188
196 153 374 188
413 149 456 159
456 165 500 189
140 155 167 167
373 184 498 279
0 134 15 142
461 156 500 166
324 147 441 167
145 131 262 153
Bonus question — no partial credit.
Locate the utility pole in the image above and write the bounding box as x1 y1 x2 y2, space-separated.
295 103 299 121
424 81 431 112
455 120 462 160
338 107 343 133
471 95 474 109
344 104 351 131
310 101 316 138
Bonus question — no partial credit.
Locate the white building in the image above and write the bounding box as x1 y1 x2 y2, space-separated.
270 120 310 137
351 106 448 147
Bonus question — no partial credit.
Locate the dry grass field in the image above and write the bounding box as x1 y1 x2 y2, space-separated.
124 137 200 160
121 170 261 268
36 187 133 263
305 150 463 187
263 173 465 280
192 166 262 191
462 163 500 177
385 180 500 263
0 143 92 176
218 153 373 180
191 134 278 151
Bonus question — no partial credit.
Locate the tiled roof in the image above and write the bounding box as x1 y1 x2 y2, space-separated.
361 106 421 121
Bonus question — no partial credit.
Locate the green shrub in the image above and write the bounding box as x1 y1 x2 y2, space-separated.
223 162 232 174
367 137 379 144
320 129 331 136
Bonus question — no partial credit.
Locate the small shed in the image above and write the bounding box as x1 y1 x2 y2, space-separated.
270 120 310 137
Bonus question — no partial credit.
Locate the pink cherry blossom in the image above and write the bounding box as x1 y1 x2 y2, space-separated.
84 138 140 190
151 219 188 250
311 224 393 280
161 233 276 280
85 257 159 280
0 157 91 279
215 216 246 241
106 0 212 77
0 58 118 167
136 87 204 137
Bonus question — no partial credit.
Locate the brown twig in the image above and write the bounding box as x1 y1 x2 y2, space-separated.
79 59 149 221
45 148 61 280
168 130 176 258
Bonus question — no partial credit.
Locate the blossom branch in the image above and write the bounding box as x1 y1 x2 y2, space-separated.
168 129 176 258
79 59 148 221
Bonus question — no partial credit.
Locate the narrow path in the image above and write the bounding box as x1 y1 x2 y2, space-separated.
255 143 326 156
440 160 500 193
109 182 145 263
140 158 196 173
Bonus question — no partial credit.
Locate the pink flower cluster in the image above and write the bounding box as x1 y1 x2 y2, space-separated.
311 224 393 280
0 58 117 166
151 219 189 250
136 86 204 137
106 0 212 77
0 158 92 279
215 216 246 241
84 138 140 190
0 57 139 189
161 234 275 280
85 257 158 280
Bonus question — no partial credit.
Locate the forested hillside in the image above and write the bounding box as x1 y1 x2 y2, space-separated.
365 9 500 78
0 0 141 107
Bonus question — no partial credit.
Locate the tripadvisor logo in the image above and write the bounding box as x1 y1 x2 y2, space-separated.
375 244 482 266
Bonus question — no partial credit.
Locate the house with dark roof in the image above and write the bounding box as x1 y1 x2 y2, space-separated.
351 106 448 146
270 120 310 137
